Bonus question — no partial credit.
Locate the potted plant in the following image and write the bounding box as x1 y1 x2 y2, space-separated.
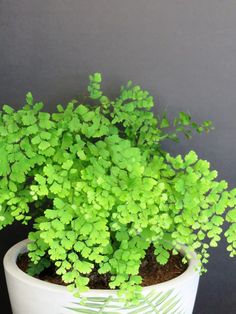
2 73 236 314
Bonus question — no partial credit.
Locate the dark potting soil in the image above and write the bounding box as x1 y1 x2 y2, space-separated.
17 246 187 289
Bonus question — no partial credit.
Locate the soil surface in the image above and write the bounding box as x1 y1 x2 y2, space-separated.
17 246 187 289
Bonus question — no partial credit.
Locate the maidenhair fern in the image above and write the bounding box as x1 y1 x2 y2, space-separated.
0 73 235 302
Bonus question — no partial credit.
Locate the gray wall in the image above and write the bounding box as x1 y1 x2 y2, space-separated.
1 1 236 313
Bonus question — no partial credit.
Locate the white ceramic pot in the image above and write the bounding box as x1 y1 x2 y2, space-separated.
4 240 200 314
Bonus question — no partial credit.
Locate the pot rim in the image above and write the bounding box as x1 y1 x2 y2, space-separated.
4 239 199 296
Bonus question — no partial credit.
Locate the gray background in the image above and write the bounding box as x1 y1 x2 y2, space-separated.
0 1 236 313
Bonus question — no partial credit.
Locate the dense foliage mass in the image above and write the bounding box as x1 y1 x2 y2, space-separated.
0 73 236 301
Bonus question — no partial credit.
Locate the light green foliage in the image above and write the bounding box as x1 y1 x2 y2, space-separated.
0 73 235 302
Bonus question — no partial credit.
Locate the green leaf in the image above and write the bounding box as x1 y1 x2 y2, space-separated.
26 92 34 105
50 182 62 194
38 141 50 151
77 150 86 160
160 113 170 129
62 160 73 170
0 147 10 176
27 125 39 134
32 135 41 145
80 223 93 235
69 117 81 132
74 260 93 274
154 247 170 265
179 112 191 126
93 73 102 83
227 209 236 222
22 113 37 126
51 219 64 231
3 105 14 114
